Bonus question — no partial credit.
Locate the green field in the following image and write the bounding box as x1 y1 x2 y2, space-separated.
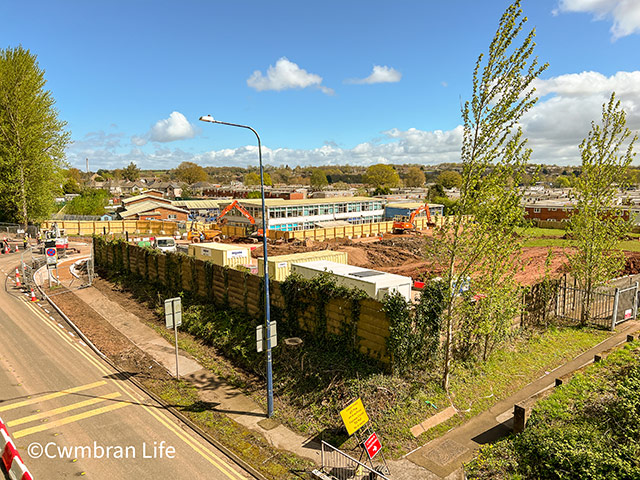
518 226 640 252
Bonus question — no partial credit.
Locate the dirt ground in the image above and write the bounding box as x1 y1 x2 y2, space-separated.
45 283 170 382
252 235 580 286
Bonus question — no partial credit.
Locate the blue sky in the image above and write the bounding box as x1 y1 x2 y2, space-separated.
2 0 640 170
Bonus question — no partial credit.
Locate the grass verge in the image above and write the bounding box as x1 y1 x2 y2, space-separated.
465 340 640 479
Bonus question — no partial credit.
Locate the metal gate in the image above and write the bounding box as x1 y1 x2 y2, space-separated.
555 283 616 329
612 283 638 328
314 441 391 480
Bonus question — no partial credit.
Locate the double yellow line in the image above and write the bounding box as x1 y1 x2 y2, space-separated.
19 296 248 480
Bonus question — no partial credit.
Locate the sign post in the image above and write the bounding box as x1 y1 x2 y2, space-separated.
339 397 389 474
339 398 369 436
164 297 182 378
364 432 382 460
256 321 277 353
45 247 58 288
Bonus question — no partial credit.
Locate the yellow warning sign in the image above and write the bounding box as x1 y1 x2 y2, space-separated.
340 398 369 435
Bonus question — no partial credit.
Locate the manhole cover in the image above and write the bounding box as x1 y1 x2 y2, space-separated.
424 439 468 466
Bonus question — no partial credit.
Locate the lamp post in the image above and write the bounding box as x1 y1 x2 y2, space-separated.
199 115 274 418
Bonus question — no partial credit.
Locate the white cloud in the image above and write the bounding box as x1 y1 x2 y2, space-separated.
555 0 640 39
247 57 334 95
521 70 640 163
132 111 197 146
346 65 402 85
67 70 640 170
532 71 640 97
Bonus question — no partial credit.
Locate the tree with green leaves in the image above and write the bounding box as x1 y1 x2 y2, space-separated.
0 46 70 226
405 166 426 187
432 0 547 390
64 188 109 216
173 161 208 184
310 169 328 189
122 162 140 181
567 94 636 324
437 170 462 189
244 171 272 186
554 175 572 188
363 163 400 189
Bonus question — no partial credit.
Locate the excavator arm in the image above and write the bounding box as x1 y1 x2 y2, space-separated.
393 203 433 234
408 204 432 224
217 200 256 225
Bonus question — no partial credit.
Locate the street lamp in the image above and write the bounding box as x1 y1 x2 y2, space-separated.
199 115 274 418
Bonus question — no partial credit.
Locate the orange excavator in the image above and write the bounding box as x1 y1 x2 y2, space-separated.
216 200 264 239
392 203 434 234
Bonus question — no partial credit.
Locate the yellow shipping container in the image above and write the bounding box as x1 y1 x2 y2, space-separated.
188 242 251 268
258 250 348 281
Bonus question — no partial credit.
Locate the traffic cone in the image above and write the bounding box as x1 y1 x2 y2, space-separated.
14 245 18 253
15 269 20 288
30 288 37 302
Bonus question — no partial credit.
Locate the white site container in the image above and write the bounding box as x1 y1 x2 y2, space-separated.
258 250 348 281
291 260 412 302
188 242 250 268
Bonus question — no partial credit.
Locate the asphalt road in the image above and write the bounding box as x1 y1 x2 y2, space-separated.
0 252 255 480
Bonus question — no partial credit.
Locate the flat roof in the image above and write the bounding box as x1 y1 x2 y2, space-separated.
191 242 250 251
385 202 444 209
292 260 412 286
220 196 380 207
266 250 346 262
524 200 574 207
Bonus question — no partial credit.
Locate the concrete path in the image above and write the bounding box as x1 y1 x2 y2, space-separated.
72 286 323 465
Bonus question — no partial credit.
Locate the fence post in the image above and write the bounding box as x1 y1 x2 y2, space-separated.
634 282 639 321
611 287 620 331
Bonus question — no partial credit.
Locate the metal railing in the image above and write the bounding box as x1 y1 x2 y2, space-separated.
315 441 391 480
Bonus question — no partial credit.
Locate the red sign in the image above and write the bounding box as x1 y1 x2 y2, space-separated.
364 432 382 459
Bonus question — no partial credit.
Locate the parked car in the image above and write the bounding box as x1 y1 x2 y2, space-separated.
153 236 177 253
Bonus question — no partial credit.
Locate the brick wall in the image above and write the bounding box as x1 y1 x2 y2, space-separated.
94 238 390 363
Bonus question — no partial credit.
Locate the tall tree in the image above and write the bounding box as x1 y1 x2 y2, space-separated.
310 169 329 189
122 162 140 181
437 170 463 189
173 161 208 184
0 46 70 225
433 1 547 390
405 166 426 187
567 94 636 323
363 164 400 189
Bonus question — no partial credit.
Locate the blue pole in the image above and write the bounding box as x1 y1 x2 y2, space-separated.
199 117 274 417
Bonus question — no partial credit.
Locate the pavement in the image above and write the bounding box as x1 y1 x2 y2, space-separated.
43 251 640 479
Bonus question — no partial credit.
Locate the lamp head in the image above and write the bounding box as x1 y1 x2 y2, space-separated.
199 115 215 123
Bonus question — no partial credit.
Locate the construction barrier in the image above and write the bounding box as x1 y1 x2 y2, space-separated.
0 417 34 480
44 216 444 242
268 216 443 242
41 220 248 239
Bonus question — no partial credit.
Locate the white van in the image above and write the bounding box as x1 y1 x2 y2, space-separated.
153 236 177 253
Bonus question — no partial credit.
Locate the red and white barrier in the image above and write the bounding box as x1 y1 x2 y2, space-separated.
0 417 34 479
